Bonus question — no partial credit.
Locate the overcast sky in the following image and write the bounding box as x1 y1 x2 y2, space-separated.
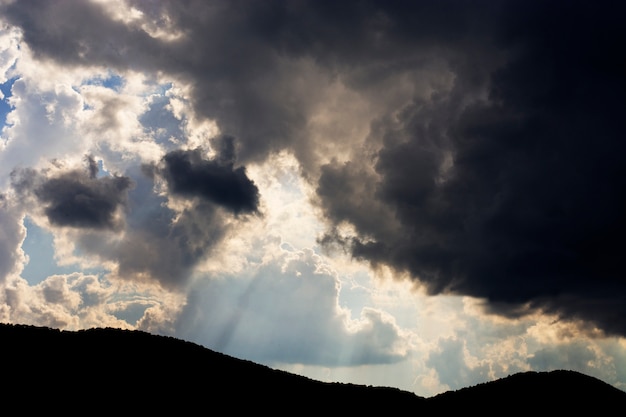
1 0 625 396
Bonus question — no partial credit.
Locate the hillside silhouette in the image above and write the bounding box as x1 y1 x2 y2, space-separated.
2 323 624 413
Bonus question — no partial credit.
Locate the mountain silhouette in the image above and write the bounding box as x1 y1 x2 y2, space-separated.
2 323 624 414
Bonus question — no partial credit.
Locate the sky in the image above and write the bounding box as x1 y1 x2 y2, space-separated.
1 0 626 397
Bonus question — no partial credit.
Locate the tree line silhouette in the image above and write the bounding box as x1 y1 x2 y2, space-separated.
2 323 624 414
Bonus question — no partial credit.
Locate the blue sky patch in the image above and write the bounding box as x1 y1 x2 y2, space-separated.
83 72 124 91
21 217 106 284
0 76 18 129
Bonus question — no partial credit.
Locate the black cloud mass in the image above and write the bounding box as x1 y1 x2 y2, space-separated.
158 137 259 214
317 2 626 335
3 0 626 335
36 168 131 230
12 156 132 230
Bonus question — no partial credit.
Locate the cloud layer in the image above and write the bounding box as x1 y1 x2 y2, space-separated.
3 0 626 333
1 0 626 396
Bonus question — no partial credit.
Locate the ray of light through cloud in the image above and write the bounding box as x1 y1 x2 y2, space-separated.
0 0 625 398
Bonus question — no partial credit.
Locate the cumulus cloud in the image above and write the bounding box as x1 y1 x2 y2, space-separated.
176 246 409 366
0 271 182 331
426 337 492 391
43 162 237 290
0 76 89 185
313 2 626 337
0 195 26 283
96 136 260 288
8 149 255 289
42 160 130 230
3 0 625 338
11 156 132 230
529 341 600 374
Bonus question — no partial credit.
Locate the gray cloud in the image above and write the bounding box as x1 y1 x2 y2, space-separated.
75 164 231 289
154 136 260 214
529 341 598 374
113 200 226 289
1 0 490 166
13 156 132 230
10 159 236 289
37 167 131 231
527 339 626 390
426 337 492 391
0 0 166 70
118 136 260 287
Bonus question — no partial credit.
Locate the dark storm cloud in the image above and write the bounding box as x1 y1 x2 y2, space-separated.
0 0 499 166
318 2 626 335
11 156 132 230
0 0 165 69
5 0 626 334
155 136 259 214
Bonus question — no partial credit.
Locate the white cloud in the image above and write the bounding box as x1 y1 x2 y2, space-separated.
0 34 173 188
0 22 19 83
0 76 89 185
176 245 410 367
426 336 492 390
1 269 186 332
0 198 26 283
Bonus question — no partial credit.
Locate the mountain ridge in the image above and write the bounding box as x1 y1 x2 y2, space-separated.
2 323 624 413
